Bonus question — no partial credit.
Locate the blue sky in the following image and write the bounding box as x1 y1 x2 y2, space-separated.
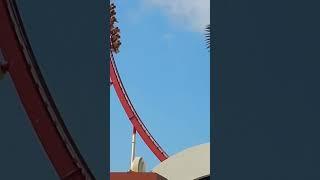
110 0 210 171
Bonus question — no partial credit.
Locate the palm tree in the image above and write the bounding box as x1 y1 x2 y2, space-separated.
205 24 210 50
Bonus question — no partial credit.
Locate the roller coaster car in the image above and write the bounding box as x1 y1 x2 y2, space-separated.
112 41 121 53
111 27 120 34
110 16 117 24
110 3 116 10
111 34 120 42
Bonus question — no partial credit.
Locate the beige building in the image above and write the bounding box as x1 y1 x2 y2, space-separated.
152 143 210 180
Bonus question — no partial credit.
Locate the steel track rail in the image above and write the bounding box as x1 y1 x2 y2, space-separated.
110 54 169 162
0 0 95 179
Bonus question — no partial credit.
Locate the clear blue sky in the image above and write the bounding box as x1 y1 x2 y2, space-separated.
110 0 210 171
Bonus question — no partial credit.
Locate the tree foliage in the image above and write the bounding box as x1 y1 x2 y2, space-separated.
205 24 210 50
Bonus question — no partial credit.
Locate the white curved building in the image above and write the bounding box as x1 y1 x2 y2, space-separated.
152 143 210 180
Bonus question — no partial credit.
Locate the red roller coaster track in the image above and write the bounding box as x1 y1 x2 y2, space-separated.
0 0 94 179
109 2 169 163
110 54 169 162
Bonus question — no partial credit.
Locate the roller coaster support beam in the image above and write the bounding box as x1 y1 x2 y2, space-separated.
130 127 137 169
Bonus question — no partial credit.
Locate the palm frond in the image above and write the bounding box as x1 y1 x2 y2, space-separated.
205 24 210 50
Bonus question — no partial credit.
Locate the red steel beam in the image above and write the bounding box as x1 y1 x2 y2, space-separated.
110 172 167 180
0 0 94 179
110 54 169 162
